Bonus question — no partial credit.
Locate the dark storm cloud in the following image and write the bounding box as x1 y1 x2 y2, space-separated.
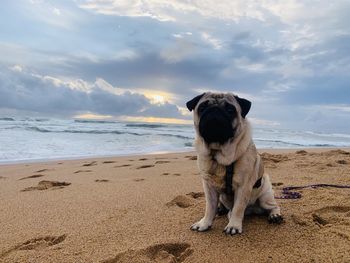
57 52 226 90
50 38 284 100
0 66 184 118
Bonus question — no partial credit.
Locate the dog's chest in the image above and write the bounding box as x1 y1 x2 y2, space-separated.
201 160 232 192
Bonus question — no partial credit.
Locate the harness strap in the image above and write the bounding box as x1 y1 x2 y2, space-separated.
225 163 234 195
225 162 262 195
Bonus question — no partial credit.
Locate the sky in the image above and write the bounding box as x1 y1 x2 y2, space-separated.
0 0 350 132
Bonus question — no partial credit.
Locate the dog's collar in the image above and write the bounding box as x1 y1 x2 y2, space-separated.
225 162 262 195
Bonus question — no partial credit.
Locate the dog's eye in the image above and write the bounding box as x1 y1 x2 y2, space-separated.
197 102 208 114
225 104 236 115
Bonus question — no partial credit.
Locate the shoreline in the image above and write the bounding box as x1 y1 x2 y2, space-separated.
1 146 350 166
0 149 195 166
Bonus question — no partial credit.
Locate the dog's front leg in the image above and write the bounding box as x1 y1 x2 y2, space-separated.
191 179 218 232
224 186 251 235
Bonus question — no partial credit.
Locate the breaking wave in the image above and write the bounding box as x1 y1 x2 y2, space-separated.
74 119 116 124
0 117 15 121
125 123 166 128
24 126 193 139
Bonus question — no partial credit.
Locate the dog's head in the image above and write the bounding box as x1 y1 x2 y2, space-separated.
186 92 251 145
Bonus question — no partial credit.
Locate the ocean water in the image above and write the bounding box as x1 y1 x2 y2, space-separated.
1 117 350 163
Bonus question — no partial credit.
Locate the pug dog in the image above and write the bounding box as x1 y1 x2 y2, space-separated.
186 92 283 235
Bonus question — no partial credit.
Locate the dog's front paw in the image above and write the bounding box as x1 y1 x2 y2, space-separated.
190 218 212 232
268 213 284 224
223 222 242 235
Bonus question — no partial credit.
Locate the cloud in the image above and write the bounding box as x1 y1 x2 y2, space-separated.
160 37 196 63
57 52 227 95
0 66 184 119
78 0 185 21
9 64 23 72
77 0 266 22
53 7 61 16
140 102 183 118
201 32 222 50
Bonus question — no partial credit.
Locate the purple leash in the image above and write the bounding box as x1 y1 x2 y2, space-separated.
275 184 350 199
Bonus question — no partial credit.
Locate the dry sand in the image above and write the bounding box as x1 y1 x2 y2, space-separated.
0 148 350 262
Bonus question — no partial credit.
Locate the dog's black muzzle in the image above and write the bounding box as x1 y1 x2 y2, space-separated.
199 106 235 144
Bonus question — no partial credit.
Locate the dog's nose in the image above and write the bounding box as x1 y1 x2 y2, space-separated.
198 107 235 144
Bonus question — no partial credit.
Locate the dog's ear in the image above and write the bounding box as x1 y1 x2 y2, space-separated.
186 93 205 112
235 96 251 118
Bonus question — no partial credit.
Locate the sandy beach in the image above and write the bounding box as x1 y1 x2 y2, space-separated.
1 148 350 263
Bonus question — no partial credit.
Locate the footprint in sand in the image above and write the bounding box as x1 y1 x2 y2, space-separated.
136 165 155 169
0 235 66 259
167 196 194 208
185 156 197 160
295 150 308 155
35 169 52 173
134 178 145 182
0 176 7 180
114 164 132 168
161 173 181 177
102 242 193 263
336 160 348 165
19 174 45 180
74 170 92 174
155 160 170 164
139 158 148 161
326 149 350 156
95 179 109 183
311 206 350 241
186 192 205 199
291 214 310 226
82 161 97 167
312 206 350 226
102 161 116 164
167 192 204 208
21 181 71 192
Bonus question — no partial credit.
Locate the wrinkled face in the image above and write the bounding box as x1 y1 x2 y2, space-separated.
197 94 237 144
186 93 251 145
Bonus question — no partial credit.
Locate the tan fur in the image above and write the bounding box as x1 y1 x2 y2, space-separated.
190 92 282 235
